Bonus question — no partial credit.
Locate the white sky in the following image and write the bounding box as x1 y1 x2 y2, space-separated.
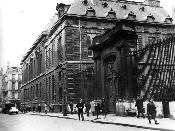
0 0 175 69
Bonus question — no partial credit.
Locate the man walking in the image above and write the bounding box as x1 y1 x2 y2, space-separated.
147 99 159 124
101 98 107 118
38 104 41 113
44 103 48 114
95 101 101 119
135 95 145 118
85 100 91 117
76 98 84 121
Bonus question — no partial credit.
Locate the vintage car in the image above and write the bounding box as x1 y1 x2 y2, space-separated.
9 107 19 114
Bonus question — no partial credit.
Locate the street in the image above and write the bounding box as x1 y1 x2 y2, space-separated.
0 113 158 131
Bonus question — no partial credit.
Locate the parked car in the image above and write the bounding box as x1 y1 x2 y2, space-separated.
2 103 15 114
9 107 19 114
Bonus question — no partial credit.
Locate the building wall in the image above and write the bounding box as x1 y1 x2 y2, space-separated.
2 67 22 105
20 0 175 113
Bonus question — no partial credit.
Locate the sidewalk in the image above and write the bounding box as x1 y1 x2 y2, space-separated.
28 112 175 131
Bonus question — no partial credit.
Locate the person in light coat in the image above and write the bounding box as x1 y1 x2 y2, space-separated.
90 100 95 116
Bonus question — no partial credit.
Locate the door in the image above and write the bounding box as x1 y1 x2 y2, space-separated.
104 55 118 113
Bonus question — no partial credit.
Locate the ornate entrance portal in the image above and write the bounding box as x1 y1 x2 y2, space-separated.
90 20 138 114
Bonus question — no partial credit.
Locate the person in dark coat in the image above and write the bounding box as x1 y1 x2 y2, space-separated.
38 104 41 113
32 106 35 113
135 95 145 118
101 98 107 118
76 98 84 121
95 102 101 119
85 100 91 117
147 99 159 124
69 101 74 115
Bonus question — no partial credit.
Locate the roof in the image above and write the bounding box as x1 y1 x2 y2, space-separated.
21 14 58 63
21 0 172 64
67 0 170 23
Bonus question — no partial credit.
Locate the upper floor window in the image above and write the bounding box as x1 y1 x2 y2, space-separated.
85 7 96 17
102 2 108 8
146 14 155 22
87 34 96 58
121 5 127 10
106 8 116 18
82 0 88 5
12 74 15 80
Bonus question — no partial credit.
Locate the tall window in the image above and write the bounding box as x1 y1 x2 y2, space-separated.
12 82 15 90
52 75 55 102
36 84 38 98
40 82 42 98
137 33 142 50
12 92 15 99
12 74 15 80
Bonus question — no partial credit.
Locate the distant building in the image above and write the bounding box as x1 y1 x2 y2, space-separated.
2 66 22 107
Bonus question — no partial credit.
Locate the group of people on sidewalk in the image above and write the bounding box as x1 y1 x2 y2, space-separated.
73 96 160 124
20 103 54 114
135 96 159 125
75 98 108 121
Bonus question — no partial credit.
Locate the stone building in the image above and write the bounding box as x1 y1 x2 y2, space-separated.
20 0 117 111
89 0 175 116
2 66 22 108
20 0 175 115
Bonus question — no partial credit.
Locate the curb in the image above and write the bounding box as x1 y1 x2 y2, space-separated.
91 120 175 131
29 113 175 131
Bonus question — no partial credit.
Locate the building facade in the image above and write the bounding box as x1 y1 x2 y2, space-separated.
20 0 175 115
89 1 175 115
0 67 3 104
2 66 22 108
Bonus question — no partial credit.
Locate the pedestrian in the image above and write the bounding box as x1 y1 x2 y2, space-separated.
90 100 95 116
49 104 53 113
95 101 101 119
147 98 159 124
44 103 48 114
85 100 91 117
38 104 41 113
76 98 84 121
69 101 74 115
32 106 35 113
101 98 107 118
135 95 145 118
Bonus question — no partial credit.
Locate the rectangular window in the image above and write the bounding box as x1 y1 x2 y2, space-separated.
12 82 15 90
12 74 15 80
12 92 15 99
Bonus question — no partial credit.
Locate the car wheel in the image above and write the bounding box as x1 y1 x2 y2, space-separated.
16 112 18 114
